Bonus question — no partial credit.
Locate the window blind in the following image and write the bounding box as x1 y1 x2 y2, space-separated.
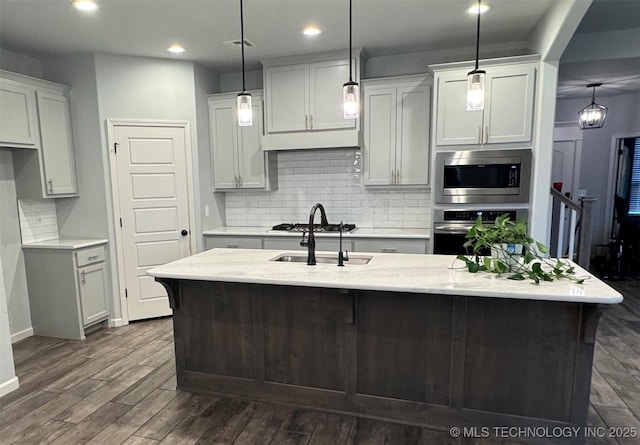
629 138 640 216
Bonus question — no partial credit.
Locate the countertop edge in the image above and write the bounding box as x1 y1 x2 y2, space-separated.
22 238 109 250
202 227 430 239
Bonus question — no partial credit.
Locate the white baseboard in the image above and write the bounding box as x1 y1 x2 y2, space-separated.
0 376 19 398
11 327 33 344
109 318 127 328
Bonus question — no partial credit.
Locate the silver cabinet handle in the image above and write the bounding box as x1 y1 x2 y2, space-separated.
87 255 99 260
81 270 86 284
396 170 401 184
225 244 239 248
478 126 482 144
381 248 397 253
310 115 313 130
239 176 243 187
235 175 239 187
48 178 53 193
485 126 489 144
305 115 309 130
391 170 395 184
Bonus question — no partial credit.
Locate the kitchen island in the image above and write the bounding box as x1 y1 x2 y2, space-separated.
148 248 622 445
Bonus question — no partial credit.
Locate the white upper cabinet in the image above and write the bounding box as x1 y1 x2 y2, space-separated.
261 50 363 151
0 79 39 148
36 91 78 195
432 58 537 149
1 70 79 198
363 76 431 187
209 92 270 191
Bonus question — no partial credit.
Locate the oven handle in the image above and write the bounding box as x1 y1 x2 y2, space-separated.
433 224 474 233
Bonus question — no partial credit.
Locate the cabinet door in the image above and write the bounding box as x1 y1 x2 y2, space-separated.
363 87 396 186
435 72 482 146
396 85 430 186
353 239 426 254
309 59 355 130
485 65 535 144
36 91 78 195
0 81 39 147
78 262 109 326
204 236 262 250
237 98 266 188
210 99 239 190
265 64 308 133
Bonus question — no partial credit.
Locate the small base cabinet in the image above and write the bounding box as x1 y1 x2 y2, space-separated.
159 279 604 445
23 243 109 340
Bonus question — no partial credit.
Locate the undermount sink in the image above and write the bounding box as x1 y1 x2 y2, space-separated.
271 253 372 265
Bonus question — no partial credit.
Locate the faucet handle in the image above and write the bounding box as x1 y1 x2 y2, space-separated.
344 250 349 261
300 230 308 246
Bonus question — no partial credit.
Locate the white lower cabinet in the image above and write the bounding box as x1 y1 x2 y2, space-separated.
23 243 109 340
352 238 427 254
204 236 262 250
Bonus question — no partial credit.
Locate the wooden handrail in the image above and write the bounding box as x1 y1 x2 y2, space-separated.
550 187 582 213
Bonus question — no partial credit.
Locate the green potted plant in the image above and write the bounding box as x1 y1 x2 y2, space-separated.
456 214 585 284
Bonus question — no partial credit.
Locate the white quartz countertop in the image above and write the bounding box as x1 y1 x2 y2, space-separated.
22 238 108 250
147 248 622 304
202 226 430 239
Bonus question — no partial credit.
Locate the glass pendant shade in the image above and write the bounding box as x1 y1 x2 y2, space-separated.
343 81 359 119
237 93 253 127
578 84 607 129
467 70 485 111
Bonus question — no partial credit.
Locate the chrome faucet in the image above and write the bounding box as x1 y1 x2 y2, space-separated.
300 203 329 265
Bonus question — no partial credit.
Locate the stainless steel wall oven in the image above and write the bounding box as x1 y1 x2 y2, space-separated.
433 208 529 255
434 149 532 204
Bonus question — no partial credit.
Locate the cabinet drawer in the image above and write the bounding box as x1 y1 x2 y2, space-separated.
205 236 262 250
353 239 426 254
76 246 105 267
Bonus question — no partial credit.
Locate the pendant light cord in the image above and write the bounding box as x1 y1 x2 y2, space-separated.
240 0 246 92
349 0 353 82
474 0 481 71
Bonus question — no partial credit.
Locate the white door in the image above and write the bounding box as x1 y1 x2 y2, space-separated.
113 125 192 321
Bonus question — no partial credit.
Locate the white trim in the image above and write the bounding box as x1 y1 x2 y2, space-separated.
109 318 127 328
605 132 640 243
0 376 19 398
106 119 196 325
10 327 33 344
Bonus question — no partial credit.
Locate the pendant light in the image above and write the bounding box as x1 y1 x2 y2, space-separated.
343 0 359 119
237 0 252 127
578 83 608 129
467 0 486 111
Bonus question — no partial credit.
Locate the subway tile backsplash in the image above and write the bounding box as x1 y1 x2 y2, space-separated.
225 148 431 229
17 199 59 243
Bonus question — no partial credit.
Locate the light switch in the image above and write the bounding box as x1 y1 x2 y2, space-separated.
205 205 210 217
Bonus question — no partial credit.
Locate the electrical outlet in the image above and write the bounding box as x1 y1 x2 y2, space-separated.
205 205 210 217
577 189 587 198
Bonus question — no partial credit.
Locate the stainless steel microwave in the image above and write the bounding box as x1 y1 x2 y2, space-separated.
434 149 532 204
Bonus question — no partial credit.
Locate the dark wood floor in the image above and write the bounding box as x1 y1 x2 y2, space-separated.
1 278 640 445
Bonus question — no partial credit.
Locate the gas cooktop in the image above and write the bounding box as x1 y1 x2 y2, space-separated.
271 223 356 233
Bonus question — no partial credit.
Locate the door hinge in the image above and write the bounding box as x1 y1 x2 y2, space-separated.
119 218 123 228
114 142 120 154
125 288 128 298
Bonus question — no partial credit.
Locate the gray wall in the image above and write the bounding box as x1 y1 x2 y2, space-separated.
194 63 226 235
0 48 42 78
0 252 18 396
0 151 31 339
556 91 640 246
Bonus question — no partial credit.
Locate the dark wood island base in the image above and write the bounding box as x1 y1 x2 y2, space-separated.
157 279 605 445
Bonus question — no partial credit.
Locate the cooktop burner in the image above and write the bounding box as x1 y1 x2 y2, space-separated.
271 223 356 233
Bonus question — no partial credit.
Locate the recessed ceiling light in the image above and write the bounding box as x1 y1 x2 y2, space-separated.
71 0 99 12
302 26 323 36
467 3 492 14
166 45 186 54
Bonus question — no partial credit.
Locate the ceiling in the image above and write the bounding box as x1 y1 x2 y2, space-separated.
0 0 638 100
0 0 554 72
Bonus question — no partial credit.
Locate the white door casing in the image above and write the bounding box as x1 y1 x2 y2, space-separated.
108 121 194 322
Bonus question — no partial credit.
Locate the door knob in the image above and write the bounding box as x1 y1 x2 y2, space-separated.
181 229 189 236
